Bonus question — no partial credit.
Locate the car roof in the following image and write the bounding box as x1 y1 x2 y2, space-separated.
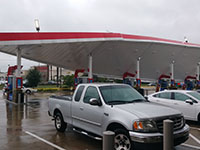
77 83 128 87
152 90 196 95
170 90 196 93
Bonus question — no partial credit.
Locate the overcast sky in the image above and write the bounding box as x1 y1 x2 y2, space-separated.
0 0 200 72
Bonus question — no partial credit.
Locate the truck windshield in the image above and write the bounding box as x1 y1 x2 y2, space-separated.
99 85 146 105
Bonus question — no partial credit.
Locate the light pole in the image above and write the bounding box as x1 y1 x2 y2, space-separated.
34 19 40 32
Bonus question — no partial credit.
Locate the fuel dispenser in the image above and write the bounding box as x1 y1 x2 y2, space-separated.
136 78 141 88
123 72 135 87
123 72 144 96
197 80 200 89
74 69 93 88
170 79 175 87
6 65 24 102
183 76 196 90
156 74 170 91
7 75 14 100
74 69 85 87
16 77 23 89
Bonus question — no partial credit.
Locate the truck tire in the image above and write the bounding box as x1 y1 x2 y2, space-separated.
54 112 67 132
114 129 133 150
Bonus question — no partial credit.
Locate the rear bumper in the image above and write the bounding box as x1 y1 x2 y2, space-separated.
129 124 189 144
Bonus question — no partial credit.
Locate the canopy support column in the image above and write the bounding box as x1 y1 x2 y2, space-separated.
197 63 200 87
88 54 93 83
136 57 141 88
170 61 175 87
15 48 23 103
16 48 21 77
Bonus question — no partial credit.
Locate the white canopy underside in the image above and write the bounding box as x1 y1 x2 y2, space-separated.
0 33 200 81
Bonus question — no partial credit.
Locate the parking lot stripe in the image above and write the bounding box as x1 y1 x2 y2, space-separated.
182 144 200 150
190 127 200 131
5 100 17 105
25 131 66 150
190 134 200 145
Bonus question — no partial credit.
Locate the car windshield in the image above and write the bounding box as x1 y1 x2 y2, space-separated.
187 92 200 101
99 85 146 105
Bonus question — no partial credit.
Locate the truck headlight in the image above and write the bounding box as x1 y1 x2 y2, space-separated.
133 120 157 132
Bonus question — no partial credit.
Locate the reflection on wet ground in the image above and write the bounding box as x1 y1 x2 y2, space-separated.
0 90 199 150
0 91 101 150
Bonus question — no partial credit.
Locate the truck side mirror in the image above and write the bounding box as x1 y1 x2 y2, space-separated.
185 99 193 105
89 98 102 106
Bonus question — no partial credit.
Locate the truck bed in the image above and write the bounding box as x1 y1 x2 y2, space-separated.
50 95 72 101
48 95 73 124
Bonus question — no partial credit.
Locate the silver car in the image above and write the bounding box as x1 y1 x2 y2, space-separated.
148 90 200 123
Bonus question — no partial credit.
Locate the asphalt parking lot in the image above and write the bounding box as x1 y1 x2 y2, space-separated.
0 90 200 150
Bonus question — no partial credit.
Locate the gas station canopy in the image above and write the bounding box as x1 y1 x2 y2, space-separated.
0 32 200 81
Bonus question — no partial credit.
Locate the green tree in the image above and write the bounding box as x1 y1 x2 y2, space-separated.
26 68 41 87
63 75 74 88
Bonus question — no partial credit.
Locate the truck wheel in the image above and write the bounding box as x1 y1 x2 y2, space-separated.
114 129 133 150
54 112 67 132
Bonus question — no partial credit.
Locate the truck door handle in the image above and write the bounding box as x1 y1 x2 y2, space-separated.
80 107 84 111
174 103 178 105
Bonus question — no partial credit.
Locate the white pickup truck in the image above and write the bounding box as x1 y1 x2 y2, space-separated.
48 83 189 150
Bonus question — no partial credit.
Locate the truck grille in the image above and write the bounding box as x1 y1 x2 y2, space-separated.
155 116 184 133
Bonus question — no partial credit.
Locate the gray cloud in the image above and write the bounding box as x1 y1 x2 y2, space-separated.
0 0 200 71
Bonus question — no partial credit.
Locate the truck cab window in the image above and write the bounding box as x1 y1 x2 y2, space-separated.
83 86 100 103
74 86 85 102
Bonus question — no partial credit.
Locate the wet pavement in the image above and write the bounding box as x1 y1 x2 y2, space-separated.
0 91 101 150
0 90 200 150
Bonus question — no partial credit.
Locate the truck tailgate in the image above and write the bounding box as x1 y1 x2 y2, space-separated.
48 95 72 124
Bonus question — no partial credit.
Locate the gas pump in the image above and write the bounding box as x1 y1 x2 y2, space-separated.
6 65 23 102
7 75 14 100
197 80 200 89
16 77 23 89
183 76 196 90
74 69 93 88
156 74 170 91
136 78 141 88
171 79 175 87
74 69 85 87
6 66 17 100
196 63 200 89
123 72 135 87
